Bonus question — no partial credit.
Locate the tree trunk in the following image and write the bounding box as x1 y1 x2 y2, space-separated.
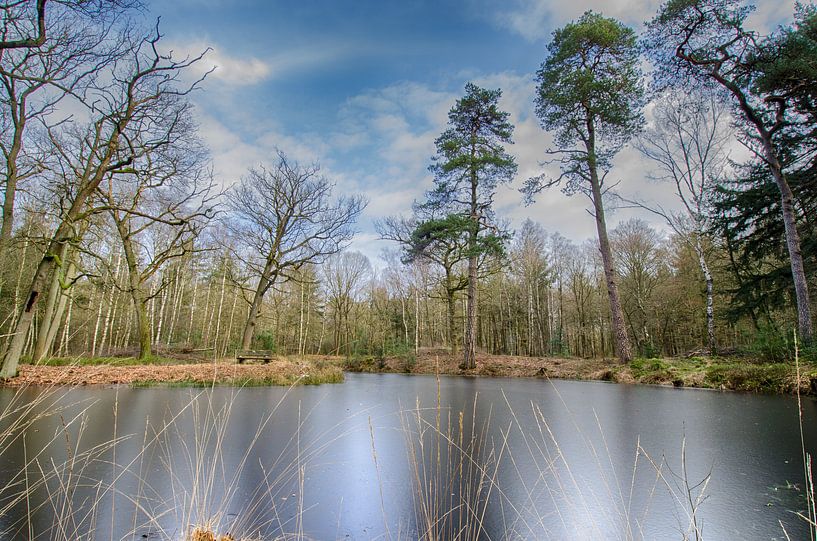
463 251 478 369
132 291 151 360
693 238 716 354
462 154 479 370
762 141 813 343
59 289 74 356
0 248 63 377
113 213 153 360
212 268 226 358
31 243 70 362
0 113 126 377
0 100 26 258
446 288 458 356
414 287 419 354
241 261 275 350
187 273 198 344
586 128 632 363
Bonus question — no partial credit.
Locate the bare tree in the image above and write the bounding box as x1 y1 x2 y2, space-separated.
0 25 209 377
322 251 370 355
0 1 131 256
99 158 217 359
612 219 665 353
0 1 136 51
632 90 733 353
509 220 552 356
228 151 365 351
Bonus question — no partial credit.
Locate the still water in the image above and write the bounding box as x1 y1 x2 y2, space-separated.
0 373 815 540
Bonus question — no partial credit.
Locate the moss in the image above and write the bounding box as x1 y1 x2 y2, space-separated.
703 363 793 393
616 356 815 394
629 358 670 378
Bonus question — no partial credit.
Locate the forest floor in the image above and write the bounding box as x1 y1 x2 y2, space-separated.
4 348 816 395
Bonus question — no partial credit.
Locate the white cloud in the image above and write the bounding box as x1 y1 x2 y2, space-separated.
164 42 271 86
492 0 798 42
492 0 662 41
746 0 797 32
204 49 271 84
167 41 359 87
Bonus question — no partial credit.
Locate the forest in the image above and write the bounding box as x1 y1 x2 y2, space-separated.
0 0 815 378
1 1 817 540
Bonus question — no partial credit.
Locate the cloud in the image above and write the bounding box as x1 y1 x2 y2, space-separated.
746 0 797 32
334 81 456 194
168 41 357 87
492 0 662 41
492 0 799 42
163 42 271 86
204 48 271 84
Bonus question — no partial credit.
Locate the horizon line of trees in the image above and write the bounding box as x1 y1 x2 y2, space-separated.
0 209 806 363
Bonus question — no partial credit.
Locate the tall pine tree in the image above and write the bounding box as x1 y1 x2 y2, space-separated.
523 11 644 363
423 83 517 369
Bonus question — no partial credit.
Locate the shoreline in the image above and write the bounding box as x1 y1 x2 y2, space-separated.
2 350 815 396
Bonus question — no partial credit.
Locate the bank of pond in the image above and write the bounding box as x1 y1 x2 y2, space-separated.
7 352 817 397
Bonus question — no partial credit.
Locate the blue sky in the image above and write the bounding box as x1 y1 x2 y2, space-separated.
145 0 796 265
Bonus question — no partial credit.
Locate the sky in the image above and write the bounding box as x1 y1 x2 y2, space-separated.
144 0 796 266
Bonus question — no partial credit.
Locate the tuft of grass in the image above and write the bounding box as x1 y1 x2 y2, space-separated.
343 355 378 372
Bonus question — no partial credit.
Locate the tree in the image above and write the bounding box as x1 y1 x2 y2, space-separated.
0 26 208 378
422 82 517 369
508 219 552 356
646 0 814 343
379 214 469 354
0 1 129 51
0 2 127 257
612 219 666 354
711 161 816 328
322 251 370 355
228 151 365 351
633 89 733 353
523 11 644 363
101 165 216 360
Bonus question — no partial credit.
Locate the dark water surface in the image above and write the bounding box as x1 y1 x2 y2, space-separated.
0 373 815 540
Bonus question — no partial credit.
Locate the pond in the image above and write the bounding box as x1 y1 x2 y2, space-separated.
0 373 815 540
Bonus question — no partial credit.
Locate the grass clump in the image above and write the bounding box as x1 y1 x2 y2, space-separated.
619 355 817 394
629 358 670 378
343 355 378 372
703 363 793 393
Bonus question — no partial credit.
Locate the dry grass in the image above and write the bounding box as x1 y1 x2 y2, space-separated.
4 357 343 387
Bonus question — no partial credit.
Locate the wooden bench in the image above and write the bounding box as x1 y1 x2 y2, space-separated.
235 350 275 364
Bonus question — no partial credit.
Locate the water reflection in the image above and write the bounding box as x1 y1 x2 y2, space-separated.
0 374 813 540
